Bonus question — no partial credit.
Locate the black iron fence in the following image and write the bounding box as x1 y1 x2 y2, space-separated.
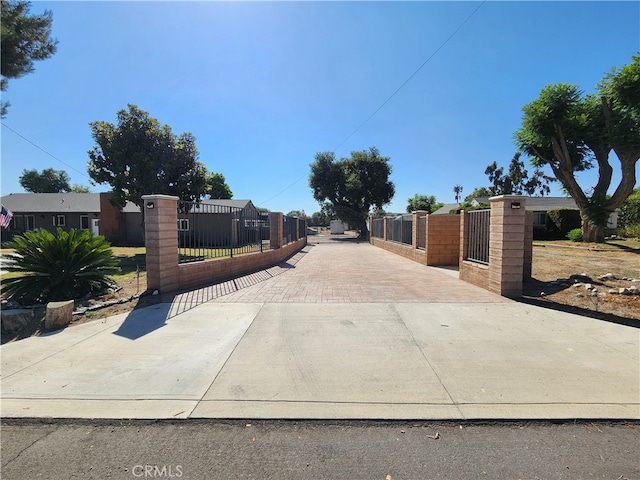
388 215 413 245
465 209 490 264
283 215 306 245
177 201 269 264
371 217 384 239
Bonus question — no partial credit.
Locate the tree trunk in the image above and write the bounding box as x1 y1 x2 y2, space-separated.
358 218 369 240
581 217 606 243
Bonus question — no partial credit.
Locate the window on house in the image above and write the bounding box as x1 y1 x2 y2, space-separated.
9 215 34 231
177 218 189 231
80 215 89 230
53 215 66 227
533 213 547 226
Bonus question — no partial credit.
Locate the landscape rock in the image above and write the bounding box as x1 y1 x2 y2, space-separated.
598 273 616 281
619 288 632 295
609 289 619 295
584 283 594 291
570 273 592 283
576 293 585 298
45 300 74 332
1 309 34 334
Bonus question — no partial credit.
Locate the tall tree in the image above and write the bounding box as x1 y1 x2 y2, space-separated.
515 55 640 242
309 147 395 239
205 172 232 199
464 186 492 202
453 184 463 203
69 184 91 193
88 104 209 212
1 0 57 117
406 194 443 213
19 167 71 193
484 152 554 197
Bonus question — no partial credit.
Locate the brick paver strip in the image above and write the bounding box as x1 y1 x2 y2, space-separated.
167 239 509 315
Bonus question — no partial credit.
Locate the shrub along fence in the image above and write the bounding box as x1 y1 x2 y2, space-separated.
143 195 306 293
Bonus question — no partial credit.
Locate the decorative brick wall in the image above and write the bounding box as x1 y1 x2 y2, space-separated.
425 214 460 266
369 213 460 267
459 195 530 298
143 195 306 293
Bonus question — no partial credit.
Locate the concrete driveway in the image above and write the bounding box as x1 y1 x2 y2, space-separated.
1 237 638 420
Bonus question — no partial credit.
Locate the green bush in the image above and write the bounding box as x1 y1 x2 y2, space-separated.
546 208 582 238
567 228 583 242
618 224 640 239
2 228 119 303
619 188 640 228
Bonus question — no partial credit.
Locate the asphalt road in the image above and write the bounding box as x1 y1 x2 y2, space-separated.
2 420 638 479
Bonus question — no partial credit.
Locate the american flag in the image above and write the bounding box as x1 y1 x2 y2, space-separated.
0 205 13 229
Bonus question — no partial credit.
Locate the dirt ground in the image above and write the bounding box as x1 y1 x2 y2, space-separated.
2 240 639 344
523 241 640 324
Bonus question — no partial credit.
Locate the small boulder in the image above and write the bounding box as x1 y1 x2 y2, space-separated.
609 289 619 295
1 309 34 334
598 273 616 281
45 300 74 332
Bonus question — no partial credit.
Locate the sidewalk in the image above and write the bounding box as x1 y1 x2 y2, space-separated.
1 237 638 420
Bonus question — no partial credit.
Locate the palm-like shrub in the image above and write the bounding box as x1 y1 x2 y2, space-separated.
2 228 119 303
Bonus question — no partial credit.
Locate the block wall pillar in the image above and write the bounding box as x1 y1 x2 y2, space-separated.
270 212 283 249
412 211 427 250
142 194 179 293
488 195 527 298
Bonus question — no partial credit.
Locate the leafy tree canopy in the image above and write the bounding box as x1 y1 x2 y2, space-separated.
69 184 91 193
88 104 210 211
1 0 57 117
286 210 306 218
406 194 443 214
19 167 71 193
515 54 640 242
205 172 232 199
484 152 554 197
464 186 492 202
309 147 395 238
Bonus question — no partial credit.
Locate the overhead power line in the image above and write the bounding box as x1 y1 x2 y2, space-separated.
1 122 93 181
259 1 486 207
332 1 486 153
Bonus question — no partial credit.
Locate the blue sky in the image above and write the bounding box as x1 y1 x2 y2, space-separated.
1 1 638 215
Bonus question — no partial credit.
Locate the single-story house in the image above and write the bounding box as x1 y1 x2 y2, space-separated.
1 194 278 247
1 192 144 245
176 199 264 247
433 197 618 229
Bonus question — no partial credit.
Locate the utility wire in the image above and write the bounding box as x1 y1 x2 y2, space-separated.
332 1 486 153
259 1 486 207
1 122 93 181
